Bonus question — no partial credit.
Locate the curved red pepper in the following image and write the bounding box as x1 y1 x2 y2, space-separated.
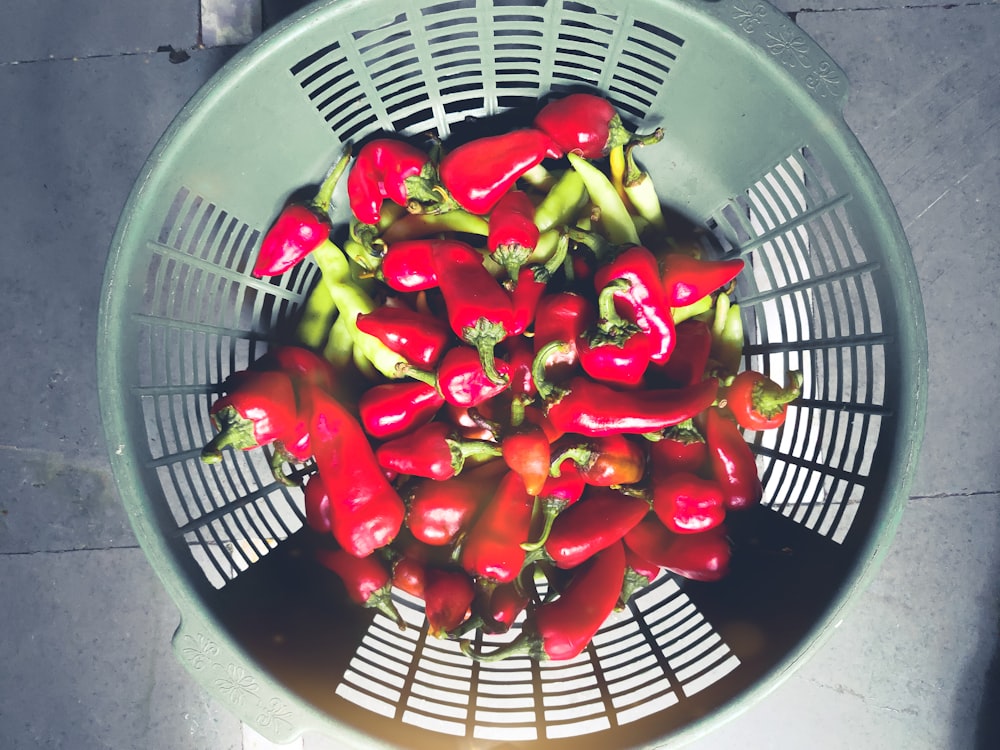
424 567 476 637
460 470 534 584
405 460 506 546
652 319 713 388
660 254 745 307
509 266 548 337
315 547 404 628
303 472 332 534
624 516 731 582
501 424 551 497
355 306 453 369
725 369 803 431
533 93 633 159
358 380 445 440
201 370 300 462
550 433 647 487
541 487 649 569
704 407 763 510
347 138 442 225
488 189 540 278
308 386 406 557
464 540 626 662
375 421 501 481
652 471 726 534
593 245 676 364
439 129 561 215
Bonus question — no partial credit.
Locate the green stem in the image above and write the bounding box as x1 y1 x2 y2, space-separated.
531 340 572 402
459 630 542 662
311 146 353 216
366 586 406 631
754 370 804 417
520 499 568 552
464 318 510 386
595 278 632 330
448 437 504 475
548 444 592 476
200 406 256 463
566 225 613 263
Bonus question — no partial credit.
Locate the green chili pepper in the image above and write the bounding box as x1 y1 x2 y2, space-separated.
295 278 337 349
534 169 588 233
709 292 744 376
567 152 639 246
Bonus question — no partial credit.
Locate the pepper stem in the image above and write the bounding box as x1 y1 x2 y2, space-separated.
398 363 439 389
311 146 353 216
459 630 542 662
595 278 632 331
463 318 510 386
366 585 406 631
520 498 569 552
447 436 504 475
531 340 572 402
753 370 804 418
566 225 613 262
268 446 302 488
616 567 653 611
200 406 259 463
548 444 594 477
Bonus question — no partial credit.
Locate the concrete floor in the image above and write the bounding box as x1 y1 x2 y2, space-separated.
1 1 997 748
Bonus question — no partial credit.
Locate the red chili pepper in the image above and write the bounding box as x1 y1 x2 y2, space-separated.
520 459 586 552
577 279 653 386
346 138 443 225
405 345 511 408
358 380 445 440
308 386 406 557
501 336 537 406
618 546 661 609
593 245 676 364
391 551 427 600
539 487 649 569
355 306 453 369
660 254 745 307
653 319 713 388
725 369 803 431
509 266 548 337
201 370 300 462
378 239 441 292
550 433 647 487
252 152 350 277
652 471 726 534
303 472 332 534
405 460 506 546
704 407 763 511
264 345 339 394
488 189 540 279
424 567 476 637
439 129 561 215
624 516 731 582
315 547 405 629
481 579 531 635
463 540 626 662
376 421 502 481
647 420 709 475
532 292 594 380
533 342 719 436
501 424 552 497
533 93 633 159
522 405 565 443
460 470 534 584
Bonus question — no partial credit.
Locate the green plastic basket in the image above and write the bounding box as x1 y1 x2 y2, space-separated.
98 0 927 747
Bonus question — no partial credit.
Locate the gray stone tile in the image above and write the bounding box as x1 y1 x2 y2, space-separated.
0 48 234 461
683 493 1000 749
0 0 200 63
0 448 134 554
0 548 241 750
799 5 1000 497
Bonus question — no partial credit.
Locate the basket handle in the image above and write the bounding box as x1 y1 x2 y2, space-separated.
172 613 304 744
718 0 848 112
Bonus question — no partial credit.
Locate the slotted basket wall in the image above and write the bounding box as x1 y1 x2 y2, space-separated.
98 0 926 747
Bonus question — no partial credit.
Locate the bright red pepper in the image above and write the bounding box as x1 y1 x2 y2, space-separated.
303 472 332 534
424 567 476 637
405 345 511 408
593 245 676 364
378 239 441 292
439 129 561 215
624 516 731 582
652 319 713 388
652 471 726 534
405 460 506 546
540 487 649 569
201 370 300 463
704 407 763 511
533 93 633 159
725 369 803 431
618 546 661 609
501 336 538 407
509 266 548 337
488 189 540 279
460 470 535 584
481 579 531 635
263 345 339 394
308 386 406 557
346 138 443 225
375 421 502 481
520 459 586 552
532 292 594 380
355 306 453 369
252 152 349 277
660 254 745 307
391 551 427 600
315 547 405 628
647 420 709 475
577 279 652 386
502 424 551 497
550 433 647 487
463 540 626 662
358 380 445 440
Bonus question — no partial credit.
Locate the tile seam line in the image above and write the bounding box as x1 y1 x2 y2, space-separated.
0 545 143 557
909 489 1000 500
0 44 241 67
794 1 991 12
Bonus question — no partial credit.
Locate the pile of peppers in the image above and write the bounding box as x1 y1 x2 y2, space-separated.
204 92 803 662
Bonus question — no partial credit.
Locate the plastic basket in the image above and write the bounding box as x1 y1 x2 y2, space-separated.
98 0 927 747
